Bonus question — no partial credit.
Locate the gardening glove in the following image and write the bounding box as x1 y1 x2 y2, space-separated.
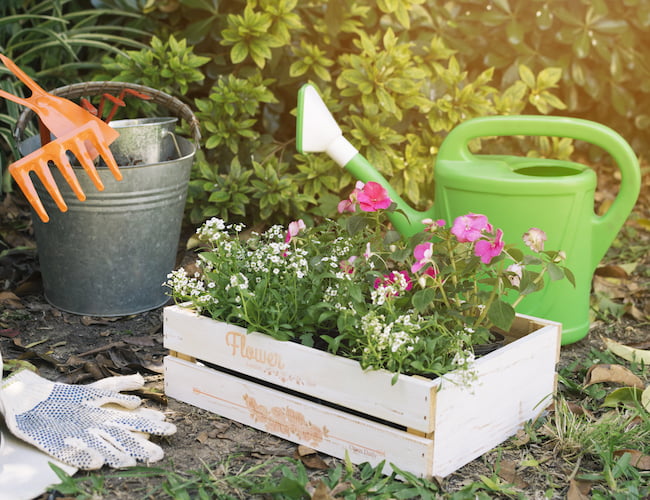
0 353 176 470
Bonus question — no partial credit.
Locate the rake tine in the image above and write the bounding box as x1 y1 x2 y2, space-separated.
33 156 69 213
8 152 70 223
70 120 122 181
102 94 126 124
9 164 51 223
69 134 105 192
94 138 122 181
102 88 152 124
53 143 87 201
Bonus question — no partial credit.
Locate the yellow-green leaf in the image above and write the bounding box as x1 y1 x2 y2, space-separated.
603 337 650 364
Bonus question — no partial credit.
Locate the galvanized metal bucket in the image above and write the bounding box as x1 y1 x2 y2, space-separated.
108 116 178 166
16 82 201 316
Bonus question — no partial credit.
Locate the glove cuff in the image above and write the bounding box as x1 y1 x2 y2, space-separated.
1 369 56 416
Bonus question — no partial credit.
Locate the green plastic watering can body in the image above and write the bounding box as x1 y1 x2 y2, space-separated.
343 116 641 345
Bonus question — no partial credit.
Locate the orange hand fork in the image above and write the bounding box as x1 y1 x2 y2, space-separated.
0 55 122 222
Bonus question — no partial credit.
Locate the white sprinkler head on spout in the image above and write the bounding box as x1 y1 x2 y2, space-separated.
296 84 358 166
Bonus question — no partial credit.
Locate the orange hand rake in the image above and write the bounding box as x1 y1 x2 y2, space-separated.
0 55 121 222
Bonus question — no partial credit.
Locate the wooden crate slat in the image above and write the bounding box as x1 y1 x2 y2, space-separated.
165 355 434 477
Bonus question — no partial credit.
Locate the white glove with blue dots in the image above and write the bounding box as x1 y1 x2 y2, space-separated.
0 356 176 470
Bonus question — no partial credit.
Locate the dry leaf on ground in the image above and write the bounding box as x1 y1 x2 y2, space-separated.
567 478 591 500
603 337 650 364
614 449 650 470
584 363 645 389
497 460 529 489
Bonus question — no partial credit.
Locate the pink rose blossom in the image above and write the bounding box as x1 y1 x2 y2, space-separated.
357 182 392 212
523 228 547 253
451 213 490 242
474 229 504 264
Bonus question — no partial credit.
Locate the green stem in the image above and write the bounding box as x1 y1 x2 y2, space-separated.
511 267 547 309
472 260 504 328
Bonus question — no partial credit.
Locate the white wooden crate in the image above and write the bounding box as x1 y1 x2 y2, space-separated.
164 304 561 478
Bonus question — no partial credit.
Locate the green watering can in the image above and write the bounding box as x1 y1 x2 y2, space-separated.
296 84 641 345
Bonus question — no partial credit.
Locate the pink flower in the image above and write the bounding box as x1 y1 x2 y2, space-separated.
451 213 490 242
506 263 523 287
373 270 413 294
337 198 356 213
337 181 365 214
363 242 373 259
523 228 547 253
422 218 446 232
339 256 357 274
411 242 433 273
474 229 504 264
357 182 392 212
285 219 306 243
424 266 438 278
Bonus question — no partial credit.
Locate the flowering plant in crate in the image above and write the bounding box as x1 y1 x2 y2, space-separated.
167 182 573 381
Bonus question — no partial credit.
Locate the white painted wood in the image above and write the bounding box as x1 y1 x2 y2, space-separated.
165 355 434 477
163 304 561 478
429 323 560 477
164 305 436 432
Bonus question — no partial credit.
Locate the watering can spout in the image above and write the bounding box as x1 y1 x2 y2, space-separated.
297 84 429 234
297 85 358 166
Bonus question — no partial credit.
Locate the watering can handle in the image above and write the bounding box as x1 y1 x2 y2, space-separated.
438 115 641 265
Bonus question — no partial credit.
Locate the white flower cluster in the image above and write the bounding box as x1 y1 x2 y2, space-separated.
227 273 249 290
197 218 245 261
322 282 355 311
361 311 421 354
165 268 217 309
371 272 410 306
245 239 309 281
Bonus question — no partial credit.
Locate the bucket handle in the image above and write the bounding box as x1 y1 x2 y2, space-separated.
437 115 641 265
14 81 201 146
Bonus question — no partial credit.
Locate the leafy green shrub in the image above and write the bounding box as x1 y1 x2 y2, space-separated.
103 0 567 227
423 0 650 156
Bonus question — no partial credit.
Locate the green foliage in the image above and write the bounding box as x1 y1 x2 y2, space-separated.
95 35 210 96
428 0 650 156
112 0 566 227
